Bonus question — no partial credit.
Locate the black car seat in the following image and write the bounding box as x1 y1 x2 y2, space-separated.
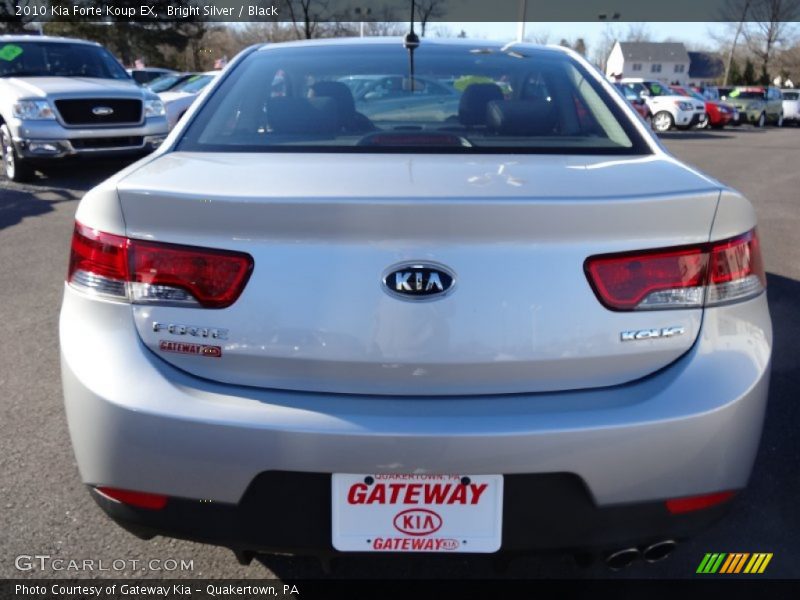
458 83 504 128
309 81 374 133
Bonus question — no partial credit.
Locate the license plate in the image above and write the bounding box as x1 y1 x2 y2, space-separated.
332 474 503 553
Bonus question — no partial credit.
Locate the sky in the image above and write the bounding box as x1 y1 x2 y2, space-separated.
443 22 727 53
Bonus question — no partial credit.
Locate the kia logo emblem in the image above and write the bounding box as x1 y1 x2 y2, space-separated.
92 106 114 116
383 262 455 300
393 508 443 536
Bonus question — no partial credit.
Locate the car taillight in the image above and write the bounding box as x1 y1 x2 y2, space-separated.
95 487 169 510
665 490 736 514
67 222 253 308
585 229 765 311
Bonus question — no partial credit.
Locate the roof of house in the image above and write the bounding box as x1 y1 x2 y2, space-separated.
688 51 725 79
618 41 689 63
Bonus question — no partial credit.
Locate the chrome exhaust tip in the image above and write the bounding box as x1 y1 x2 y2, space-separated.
642 539 677 563
605 547 640 570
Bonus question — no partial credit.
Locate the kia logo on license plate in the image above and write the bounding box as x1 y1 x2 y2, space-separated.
393 508 443 536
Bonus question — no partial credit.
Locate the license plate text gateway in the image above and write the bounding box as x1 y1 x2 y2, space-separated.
332 474 503 553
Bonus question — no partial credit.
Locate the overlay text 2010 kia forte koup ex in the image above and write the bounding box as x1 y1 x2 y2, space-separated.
60 38 771 568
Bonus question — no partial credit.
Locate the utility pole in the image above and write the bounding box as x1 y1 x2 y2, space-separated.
517 0 527 42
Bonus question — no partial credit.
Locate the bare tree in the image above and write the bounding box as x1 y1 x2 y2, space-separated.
558 37 588 57
0 0 36 33
358 5 404 37
282 0 328 39
592 23 622 71
234 22 298 47
363 21 405 37
416 0 446 37
430 24 455 38
716 0 754 84
525 29 551 45
624 23 652 43
743 0 800 82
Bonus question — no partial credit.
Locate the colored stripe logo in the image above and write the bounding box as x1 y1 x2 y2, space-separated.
697 553 773 574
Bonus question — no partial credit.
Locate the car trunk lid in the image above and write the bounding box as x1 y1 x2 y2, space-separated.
117 152 720 395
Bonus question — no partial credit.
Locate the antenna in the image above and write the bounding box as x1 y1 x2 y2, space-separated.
404 0 420 91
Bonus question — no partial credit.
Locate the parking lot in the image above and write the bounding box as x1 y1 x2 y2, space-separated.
1 126 798 580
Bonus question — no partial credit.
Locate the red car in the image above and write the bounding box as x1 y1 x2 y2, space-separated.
670 85 735 129
614 82 652 127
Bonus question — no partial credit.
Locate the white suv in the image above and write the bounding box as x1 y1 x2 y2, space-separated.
620 79 705 132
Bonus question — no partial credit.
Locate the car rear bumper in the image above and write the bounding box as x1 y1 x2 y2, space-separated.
60 285 772 550
91 472 735 556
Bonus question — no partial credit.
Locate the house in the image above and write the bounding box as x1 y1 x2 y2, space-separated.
605 41 691 85
687 51 725 86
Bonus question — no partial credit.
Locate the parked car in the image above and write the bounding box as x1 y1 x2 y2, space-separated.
716 86 736 99
727 86 784 127
0 35 168 182
620 78 705 132
700 86 731 102
614 82 652 127
670 85 735 129
127 67 176 85
340 74 461 122
781 89 800 125
145 72 196 94
61 39 771 567
159 71 220 129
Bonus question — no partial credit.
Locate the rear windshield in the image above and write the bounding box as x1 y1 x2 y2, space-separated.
0 41 129 80
178 43 649 155
636 81 671 97
673 88 704 101
147 73 187 92
783 91 799 100
616 82 643 101
174 73 215 93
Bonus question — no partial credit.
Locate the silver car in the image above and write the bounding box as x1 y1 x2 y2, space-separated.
60 39 771 568
782 89 800 125
0 36 168 182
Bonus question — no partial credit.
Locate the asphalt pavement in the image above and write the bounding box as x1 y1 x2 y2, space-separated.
1 127 798 580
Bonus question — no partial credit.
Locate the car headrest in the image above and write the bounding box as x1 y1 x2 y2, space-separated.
486 100 557 136
458 83 504 127
266 97 339 135
310 81 357 115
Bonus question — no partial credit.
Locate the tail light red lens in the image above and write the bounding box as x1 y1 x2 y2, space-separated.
95 487 169 510
68 223 128 282
665 490 736 514
128 241 254 308
68 222 253 309
585 229 766 311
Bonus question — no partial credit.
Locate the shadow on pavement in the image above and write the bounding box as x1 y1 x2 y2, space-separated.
0 159 133 231
742 272 800 526
0 185 77 231
31 158 133 191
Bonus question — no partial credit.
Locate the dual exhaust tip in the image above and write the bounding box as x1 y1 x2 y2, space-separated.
605 540 677 570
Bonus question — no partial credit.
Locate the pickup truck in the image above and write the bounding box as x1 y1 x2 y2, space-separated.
0 35 169 182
